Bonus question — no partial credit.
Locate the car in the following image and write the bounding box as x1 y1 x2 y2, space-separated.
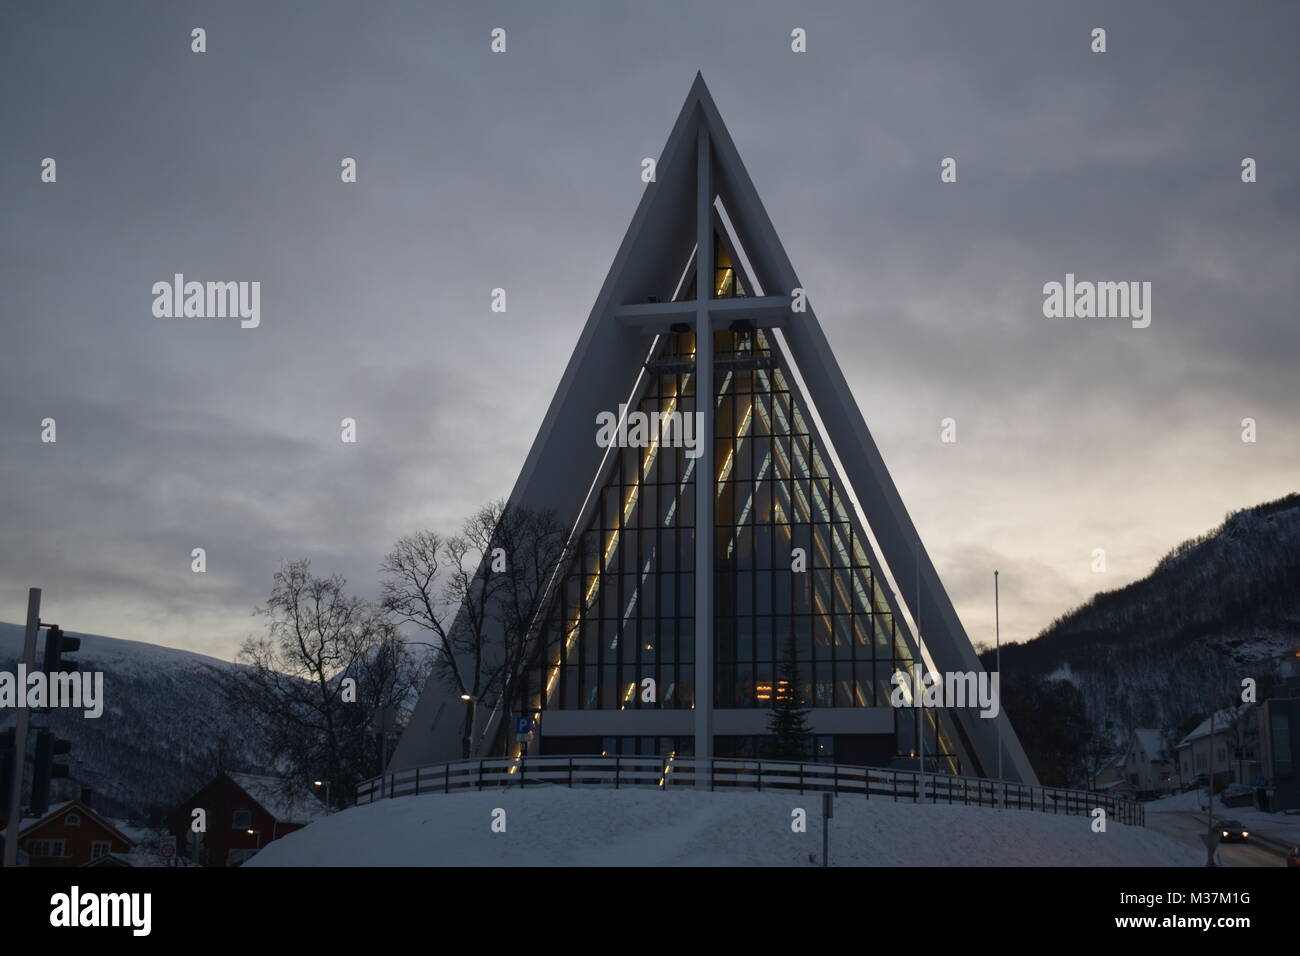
1286 845 1299 868
1216 819 1249 842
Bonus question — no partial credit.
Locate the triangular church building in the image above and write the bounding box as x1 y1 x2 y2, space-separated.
390 75 1039 786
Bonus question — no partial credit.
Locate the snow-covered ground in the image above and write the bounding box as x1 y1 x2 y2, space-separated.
249 787 1202 866
1147 789 1300 845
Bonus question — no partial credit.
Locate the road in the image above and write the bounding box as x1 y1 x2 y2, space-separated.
1146 810 1288 867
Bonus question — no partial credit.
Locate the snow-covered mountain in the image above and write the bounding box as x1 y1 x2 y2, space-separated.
987 493 1300 779
0 623 267 820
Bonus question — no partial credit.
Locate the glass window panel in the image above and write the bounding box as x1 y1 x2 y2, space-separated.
793 570 811 613
815 663 833 707
754 523 773 568
737 664 755 709
678 666 694 709
755 616 775 662
601 666 618 709
679 620 695 661
794 615 813 661
813 612 833 652
755 570 772 615
834 665 854 707
735 621 754 664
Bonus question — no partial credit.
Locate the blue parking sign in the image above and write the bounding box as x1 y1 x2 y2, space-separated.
514 716 532 735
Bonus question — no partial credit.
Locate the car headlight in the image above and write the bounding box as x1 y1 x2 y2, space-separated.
1242 831 1248 838
1222 831 1229 837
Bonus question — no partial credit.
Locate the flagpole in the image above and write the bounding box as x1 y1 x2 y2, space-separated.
915 541 924 802
995 570 1001 785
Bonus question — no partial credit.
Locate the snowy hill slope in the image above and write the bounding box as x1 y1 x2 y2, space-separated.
985 494 1300 766
249 788 1201 867
0 622 267 819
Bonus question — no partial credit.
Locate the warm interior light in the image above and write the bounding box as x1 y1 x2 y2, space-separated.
536 339 695 732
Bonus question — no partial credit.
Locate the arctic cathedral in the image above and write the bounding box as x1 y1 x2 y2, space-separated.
390 75 1039 786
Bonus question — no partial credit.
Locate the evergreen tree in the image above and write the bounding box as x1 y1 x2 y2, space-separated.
765 631 813 761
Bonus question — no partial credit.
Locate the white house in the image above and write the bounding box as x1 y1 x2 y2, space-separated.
1175 704 1258 789
1122 728 1176 794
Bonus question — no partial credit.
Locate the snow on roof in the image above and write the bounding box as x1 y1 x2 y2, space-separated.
0 801 75 836
227 772 326 824
1098 752 1124 772
0 800 135 847
1133 729 1167 760
1178 704 1253 747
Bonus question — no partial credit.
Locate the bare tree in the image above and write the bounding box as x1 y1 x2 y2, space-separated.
230 559 424 807
488 504 568 750
381 500 568 757
382 505 504 756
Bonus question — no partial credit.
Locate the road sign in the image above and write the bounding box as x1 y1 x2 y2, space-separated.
160 838 176 861
514 716 534 742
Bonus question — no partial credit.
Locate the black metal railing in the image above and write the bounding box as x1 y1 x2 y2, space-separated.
356 755 1144 827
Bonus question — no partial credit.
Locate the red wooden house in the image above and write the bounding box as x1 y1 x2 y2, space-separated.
171 771 325 866
0 800 136 867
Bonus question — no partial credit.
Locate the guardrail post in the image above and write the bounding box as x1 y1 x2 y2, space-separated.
444 763 450 794
478 760 484 791
615 759 620 790
568 756 573 788
415 768 421 796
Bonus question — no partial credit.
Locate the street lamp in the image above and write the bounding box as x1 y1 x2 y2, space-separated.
313 779 332 809
460 693 478 757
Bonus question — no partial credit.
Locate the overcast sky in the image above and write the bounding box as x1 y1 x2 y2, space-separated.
1 1 1296 661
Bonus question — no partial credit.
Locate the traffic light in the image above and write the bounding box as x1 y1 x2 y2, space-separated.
42 625 80 675
0 728 15 820
32 729 71 816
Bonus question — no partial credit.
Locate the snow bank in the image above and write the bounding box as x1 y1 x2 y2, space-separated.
249 787 1201 867
1147 789 1208 813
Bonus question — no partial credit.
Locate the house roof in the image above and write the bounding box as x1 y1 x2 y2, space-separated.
1178 704 1253 747
1098 752 1124 772
1133 728 1167 761
0 800 137 848
226 772 326 824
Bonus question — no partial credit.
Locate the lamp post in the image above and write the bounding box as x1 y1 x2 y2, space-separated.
460 693 478 757
313 779 331 810
912 540 929 803
995 570 1002 798
1205 705 1219 867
